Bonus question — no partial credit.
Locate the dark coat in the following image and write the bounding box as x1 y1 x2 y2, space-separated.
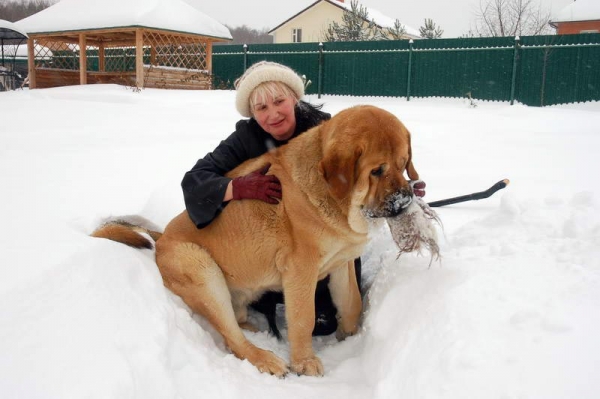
181 101 330 228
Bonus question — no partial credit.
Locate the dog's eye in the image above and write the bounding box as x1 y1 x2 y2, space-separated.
371 166 384 177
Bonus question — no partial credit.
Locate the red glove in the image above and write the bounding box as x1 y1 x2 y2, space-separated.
232 164 282 204
410 180 426 198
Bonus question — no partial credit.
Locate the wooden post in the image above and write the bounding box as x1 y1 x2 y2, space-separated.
206 41 212 73
79 33 87 85
99 42 105 72
150 46 157 66
27 37 36 89
135 28 144 89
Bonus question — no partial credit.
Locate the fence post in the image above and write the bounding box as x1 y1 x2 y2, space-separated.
318 42 324 99
243 44 248 71
510 36 520 105
406 39 414 101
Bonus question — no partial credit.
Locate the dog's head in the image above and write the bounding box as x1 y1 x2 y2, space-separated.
319 105 419 222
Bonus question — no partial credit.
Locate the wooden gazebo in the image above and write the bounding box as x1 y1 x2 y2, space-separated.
17 0 232 90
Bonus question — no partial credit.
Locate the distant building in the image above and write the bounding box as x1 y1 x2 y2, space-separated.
550 0 600 34
269 0 419 44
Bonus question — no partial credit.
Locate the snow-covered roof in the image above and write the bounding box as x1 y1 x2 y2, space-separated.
269 0 420 39
551 0 600 23
0 19 28 40
17 0 232 40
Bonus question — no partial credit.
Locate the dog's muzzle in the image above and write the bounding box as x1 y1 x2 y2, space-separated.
363 190 414 218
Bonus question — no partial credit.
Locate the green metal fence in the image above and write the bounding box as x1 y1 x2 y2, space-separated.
212 33 600 107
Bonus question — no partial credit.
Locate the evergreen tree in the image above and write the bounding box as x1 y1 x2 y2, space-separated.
419 18 444 39
385 19 407 40
324 0 384 42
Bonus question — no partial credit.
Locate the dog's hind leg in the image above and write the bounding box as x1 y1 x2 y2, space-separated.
329 260 362 341
155 239 289 377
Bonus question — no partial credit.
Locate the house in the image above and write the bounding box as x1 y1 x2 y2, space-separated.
550 0 600 34
269 0 420 44
17 0 231 90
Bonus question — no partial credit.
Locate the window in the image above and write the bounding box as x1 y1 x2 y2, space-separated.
292 28 302 43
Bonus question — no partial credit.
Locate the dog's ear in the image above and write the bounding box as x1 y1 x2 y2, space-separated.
406 135 419 180
319 146 362 200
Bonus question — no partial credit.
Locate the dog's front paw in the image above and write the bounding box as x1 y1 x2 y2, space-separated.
255 357 289 378
247 347 289 378
290 356 324 377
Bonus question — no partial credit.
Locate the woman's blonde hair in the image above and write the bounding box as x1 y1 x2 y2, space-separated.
249 81 299 115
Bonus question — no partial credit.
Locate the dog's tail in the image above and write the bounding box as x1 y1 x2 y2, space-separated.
91 220 162 249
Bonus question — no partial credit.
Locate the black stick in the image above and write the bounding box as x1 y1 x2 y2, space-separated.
427 179 510 208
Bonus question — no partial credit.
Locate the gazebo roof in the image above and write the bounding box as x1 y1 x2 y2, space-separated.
17 0 232 41
0 19 28 40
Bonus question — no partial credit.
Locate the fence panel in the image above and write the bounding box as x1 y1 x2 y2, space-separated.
212 33 600 107
516 34 600 106
411 47 514 101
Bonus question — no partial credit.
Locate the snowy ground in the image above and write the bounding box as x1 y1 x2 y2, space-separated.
1 85 599 399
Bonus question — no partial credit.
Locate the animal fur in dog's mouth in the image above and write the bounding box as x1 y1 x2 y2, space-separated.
362 191 414 219
386 197 442 261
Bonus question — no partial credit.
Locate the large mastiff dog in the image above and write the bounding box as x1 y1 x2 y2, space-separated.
92 105 420 377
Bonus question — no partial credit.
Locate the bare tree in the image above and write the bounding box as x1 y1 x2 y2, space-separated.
219 25 273 45
0 0 56 22
473 0 553 37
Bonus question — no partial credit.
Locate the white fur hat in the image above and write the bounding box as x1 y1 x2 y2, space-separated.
234 61 305 117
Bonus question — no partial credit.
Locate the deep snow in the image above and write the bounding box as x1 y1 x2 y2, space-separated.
1 85 599 399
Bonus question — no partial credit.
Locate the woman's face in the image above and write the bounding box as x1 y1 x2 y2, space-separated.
252 94 297 141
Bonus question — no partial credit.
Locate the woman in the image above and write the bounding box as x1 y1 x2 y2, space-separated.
181 61 424 338
182 61 329 228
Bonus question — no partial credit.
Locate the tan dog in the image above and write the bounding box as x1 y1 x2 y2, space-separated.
92 105 419 377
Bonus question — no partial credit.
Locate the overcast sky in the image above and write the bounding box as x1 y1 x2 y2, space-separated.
193 0 575 38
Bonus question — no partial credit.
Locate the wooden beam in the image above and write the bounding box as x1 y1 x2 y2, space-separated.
79 33 87 85
135 28 144 89
29 27 136 38
99 42 105 72
27 38 36 89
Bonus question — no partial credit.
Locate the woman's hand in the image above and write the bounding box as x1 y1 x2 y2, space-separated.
231 163 282 204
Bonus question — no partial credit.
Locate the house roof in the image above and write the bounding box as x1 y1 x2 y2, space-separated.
551 0 600 24
16 0 232 40
268 0 420 39
0 19 28 40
